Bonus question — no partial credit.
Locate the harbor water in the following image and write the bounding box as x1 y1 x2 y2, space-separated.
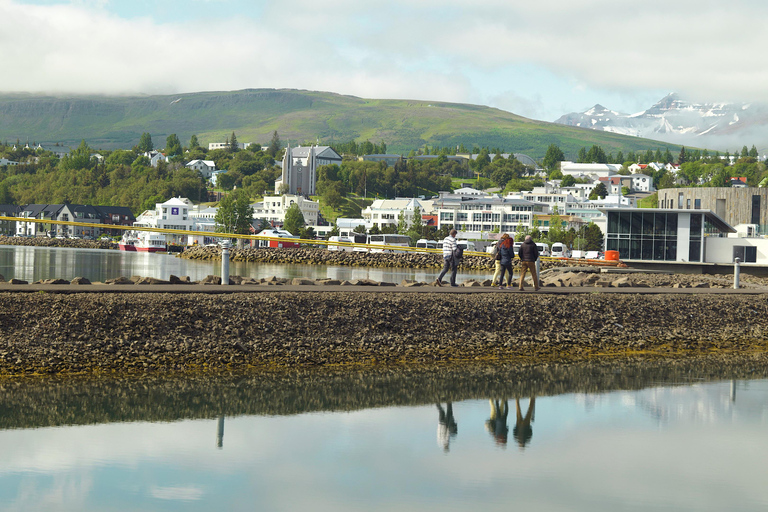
0 365 767 511
0 245 489 283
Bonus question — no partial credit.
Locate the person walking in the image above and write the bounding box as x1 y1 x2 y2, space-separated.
436 229 459 287
496 233 515 289
517 235 540 291
490 241 502 286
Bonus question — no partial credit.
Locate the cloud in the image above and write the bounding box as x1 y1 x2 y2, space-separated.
2 0 768 119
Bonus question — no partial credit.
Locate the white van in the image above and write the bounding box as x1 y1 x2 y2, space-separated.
416 239 438 250
438 240 476 252
327 236 353 252
536 242 550 257
550 242 570 258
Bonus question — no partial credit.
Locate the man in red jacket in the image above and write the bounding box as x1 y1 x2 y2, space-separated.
517 235 540 291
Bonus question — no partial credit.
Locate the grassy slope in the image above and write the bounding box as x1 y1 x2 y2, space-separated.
0 89 683 159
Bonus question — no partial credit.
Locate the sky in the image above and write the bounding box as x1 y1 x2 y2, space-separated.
2 0 767 122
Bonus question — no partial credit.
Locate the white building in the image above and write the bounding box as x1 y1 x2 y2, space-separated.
631 173 655 192
186 159 217 179
208 142 252 151
0 158 18 167
252 194 319 227
560 161 621 179
144 150 169 168
362 198 435 231
434 194 544 235
135 197 197 245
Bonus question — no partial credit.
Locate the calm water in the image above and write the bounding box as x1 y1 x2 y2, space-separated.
1 363 767 511
0 245 488 283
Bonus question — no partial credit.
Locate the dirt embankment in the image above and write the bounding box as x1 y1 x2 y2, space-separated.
1 291 767 376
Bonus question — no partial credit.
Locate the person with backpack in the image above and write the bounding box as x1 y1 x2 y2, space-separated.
435 229 459 287
496 233 515 289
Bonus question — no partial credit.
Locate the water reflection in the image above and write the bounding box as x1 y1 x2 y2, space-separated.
1 361 768 511
486 399 509 446
0 245 488 283
436 402 458 452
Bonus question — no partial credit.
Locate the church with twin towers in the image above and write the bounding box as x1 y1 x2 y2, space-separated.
275 144 343 196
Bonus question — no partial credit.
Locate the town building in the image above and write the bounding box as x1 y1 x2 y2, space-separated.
560 162 621 179
208 142 252 151
144 150 168 168
251 194 319 228
360 154 403 167
186 159 217 179
361 198 435 231
275 145 342 196
0 205 21 235
656 187 768 235
601 207 744 263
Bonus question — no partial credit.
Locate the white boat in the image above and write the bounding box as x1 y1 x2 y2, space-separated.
118 232 139 251
120 231 166 252
135 231 167 252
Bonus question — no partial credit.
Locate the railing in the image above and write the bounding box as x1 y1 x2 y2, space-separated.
0 215 622 266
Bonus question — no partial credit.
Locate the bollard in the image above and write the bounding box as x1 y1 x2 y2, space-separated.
734 257 740 289
535 258 541 281
220 240 231 285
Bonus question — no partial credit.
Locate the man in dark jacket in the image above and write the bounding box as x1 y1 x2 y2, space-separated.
517 235 540 291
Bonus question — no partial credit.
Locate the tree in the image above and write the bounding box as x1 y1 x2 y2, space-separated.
542 144 565 171
189 134 200 149
406 206 423 244
397 210 408 234
353 224 367 234
283 203 305 236
589 182 608 199
581 223 604 251
214 189 254 235
678 146 687 165
561 175 576 187
547 206 565 244
138 132 153 153
165 134 182 157
268 131 281 157
230 131 239 153
749 145 759 158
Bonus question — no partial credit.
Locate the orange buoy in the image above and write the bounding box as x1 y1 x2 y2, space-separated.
604 250 620 261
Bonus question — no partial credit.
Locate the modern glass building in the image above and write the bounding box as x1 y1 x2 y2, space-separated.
601 208 735 262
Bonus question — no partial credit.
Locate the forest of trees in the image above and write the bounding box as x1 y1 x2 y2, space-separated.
2 129 767 224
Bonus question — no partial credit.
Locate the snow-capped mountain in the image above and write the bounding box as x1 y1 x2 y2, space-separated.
555 93 768 149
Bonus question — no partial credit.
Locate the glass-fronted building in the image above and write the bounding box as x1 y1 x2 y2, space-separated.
601 208 735 262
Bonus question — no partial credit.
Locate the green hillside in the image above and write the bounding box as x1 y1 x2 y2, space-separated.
0 89 682 159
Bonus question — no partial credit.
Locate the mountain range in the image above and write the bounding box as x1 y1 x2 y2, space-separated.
0 89 679 160
555 93 768 154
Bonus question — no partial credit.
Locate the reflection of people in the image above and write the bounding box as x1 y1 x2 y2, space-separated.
437 402 458 452
513 397 536 449
485 399 509 446
518 235 540 291
436 229 459 287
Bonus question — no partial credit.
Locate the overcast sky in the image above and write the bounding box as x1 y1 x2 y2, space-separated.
2 0 766 121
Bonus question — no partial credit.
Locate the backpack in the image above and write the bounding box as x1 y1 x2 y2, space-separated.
453 245 464 261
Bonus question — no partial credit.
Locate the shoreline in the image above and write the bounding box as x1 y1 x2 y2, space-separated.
1 290 767 376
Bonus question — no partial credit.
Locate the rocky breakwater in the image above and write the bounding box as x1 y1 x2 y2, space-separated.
0 235 114 250
1 290 768 376
179 245 571 271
